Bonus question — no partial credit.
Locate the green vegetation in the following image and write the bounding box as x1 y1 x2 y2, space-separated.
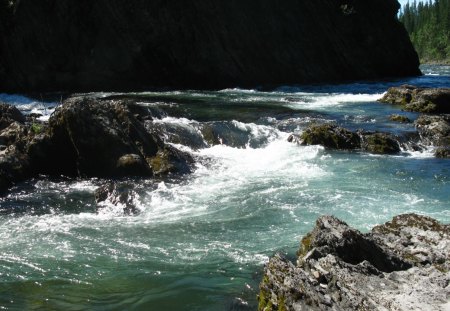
31 123 43 134
399 0 450 63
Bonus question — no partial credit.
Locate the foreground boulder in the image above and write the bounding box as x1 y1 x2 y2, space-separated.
379 85 450 113
0 0 419 92
295 124 401 154
0 98 193 193
259 214 450 311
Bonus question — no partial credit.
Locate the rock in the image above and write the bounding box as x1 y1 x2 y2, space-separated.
415 114 450 146
299 124 361 150
360 132 401 154
379 85 450 113
0 97 194 194
435 147 450 158
0 103 25 130
415 114 450 157
298 124 401 154
0 0 419 93
95 183 139 215
259 214 450 311
389 114 411 123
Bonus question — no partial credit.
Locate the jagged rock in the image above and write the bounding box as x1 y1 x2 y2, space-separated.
415 114 450 146
0 102 25 131
259 214 450 311
95 183 139 215
360 132 401 154
379 85 450 113
0 98 194 194
415 114 450 157
0 0 419 92
299 124 361 150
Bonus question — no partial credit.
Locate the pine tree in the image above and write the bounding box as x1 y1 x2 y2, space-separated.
399 0 450 63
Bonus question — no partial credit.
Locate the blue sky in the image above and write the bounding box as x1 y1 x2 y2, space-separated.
398 0 432 6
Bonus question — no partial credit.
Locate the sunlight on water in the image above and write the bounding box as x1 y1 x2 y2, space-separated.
0 65 449 310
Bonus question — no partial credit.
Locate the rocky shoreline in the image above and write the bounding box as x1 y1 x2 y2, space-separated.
258 213 450 311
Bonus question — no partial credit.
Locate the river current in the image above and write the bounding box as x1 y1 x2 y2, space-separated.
0 65 449 310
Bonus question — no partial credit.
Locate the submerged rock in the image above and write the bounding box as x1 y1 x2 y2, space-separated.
95 183 139 215
259 214 450 311
0 0 419 93
379 85 450 113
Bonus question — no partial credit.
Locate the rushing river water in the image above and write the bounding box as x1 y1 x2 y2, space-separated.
0 65 449 310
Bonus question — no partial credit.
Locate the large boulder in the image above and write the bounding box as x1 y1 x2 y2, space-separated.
0 0 419 92
259 214 450 311
0 98 194 194
379 85 450 113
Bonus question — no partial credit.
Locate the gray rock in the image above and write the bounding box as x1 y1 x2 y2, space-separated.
259 214 450 311
379 85 450 114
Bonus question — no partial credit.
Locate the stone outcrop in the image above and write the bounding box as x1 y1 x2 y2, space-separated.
294 124 401 154
379 85 450 113
0 98 193 194
0 0 419 93
415 114 450 158
259 214 450 311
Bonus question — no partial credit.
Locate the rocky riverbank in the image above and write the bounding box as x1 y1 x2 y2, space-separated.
259 214 450 311
0 0 419 92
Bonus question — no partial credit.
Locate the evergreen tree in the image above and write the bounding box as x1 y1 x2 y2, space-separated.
399 0 450 63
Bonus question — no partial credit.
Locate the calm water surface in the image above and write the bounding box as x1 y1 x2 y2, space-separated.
0 65 449 310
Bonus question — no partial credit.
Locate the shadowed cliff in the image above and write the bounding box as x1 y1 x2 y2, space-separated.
0 0 420 92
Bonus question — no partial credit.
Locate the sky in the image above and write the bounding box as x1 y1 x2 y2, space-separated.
398 0 432 6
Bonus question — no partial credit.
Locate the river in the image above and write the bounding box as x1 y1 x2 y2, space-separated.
0 65 449 310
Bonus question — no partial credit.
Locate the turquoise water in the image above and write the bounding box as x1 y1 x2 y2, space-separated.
0 65 449 310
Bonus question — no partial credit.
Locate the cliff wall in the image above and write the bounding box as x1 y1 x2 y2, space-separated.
0 0 420 92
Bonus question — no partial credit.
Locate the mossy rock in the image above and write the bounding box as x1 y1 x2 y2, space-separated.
361 133 400 154
300 124 360 150
389 114 411 123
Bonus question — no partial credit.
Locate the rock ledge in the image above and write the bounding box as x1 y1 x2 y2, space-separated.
259 214 450 310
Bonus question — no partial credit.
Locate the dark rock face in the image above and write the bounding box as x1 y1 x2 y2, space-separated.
379 85 450 113
259 214 450 311
0 0 419 92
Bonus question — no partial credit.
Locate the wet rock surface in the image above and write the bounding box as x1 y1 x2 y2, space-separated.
415 114 450 158
0 0 419 92
296 124 401 155
259 214 450 311
379 85 450 113
0 98 193 194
